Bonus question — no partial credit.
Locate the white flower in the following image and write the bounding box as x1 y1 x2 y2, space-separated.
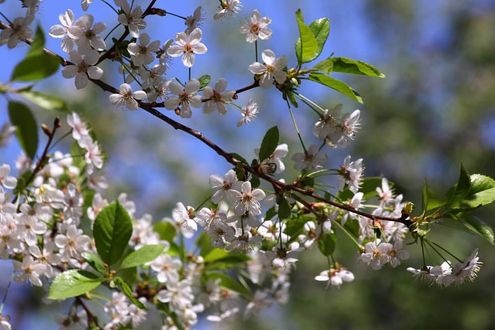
341 192 363 225
48 9 81 52
172 202 197 238
62 50 103 89
259 143 288 175
164 79 201 118
230 181 265 216
0 313 11 330
450 249 482 284
167 28 207 68
156 280 195 310
0 123 16 148
291 144 327 171
79 136 104 171
240 10 272 43
315 265 355 287
185 6 203 33
81 0 93 10
128 33 161 66
0 15 33 49
313 105 361 147
67 113 89 141
115 0 146 38
17 209 48 246
359 239 392 270
109 83 147 110
209 169 239 204
214 0 242 20
74 14 106 51
55 224 91 259
0 164 17 189
151 254 181 283
203 79 235 114
248 49 287 87
237 99 259 127
387 240 410 267
14 256 47 286
338 156 364 193
377 177 394 202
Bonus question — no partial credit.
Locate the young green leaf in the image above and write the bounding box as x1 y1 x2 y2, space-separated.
8 101 38 159
308 18 330 57
309 73 363 104
11 26 60 82
119 244 165 269
196 232 214 257
317 232 336 256
48 270 103 300
19 89 69 112
464 216 495 245
114 277 145 309
93 201 133 266
82 252 106 273
277 196 291 219
313 58 334 73
259 126 279 162
153 222 177 242
198 74 211 89
207 272 251 297
295 9 319 65
330 57 385 78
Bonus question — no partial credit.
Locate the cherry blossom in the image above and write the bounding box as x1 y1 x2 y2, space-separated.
167 28 207 68
109 83 147 110
62 50 103 89
240 10 272 43
127 33 161 66
248 49 287 87
202 79 235 114
164 79 201 118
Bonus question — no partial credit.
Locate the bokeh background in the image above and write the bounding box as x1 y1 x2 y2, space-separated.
1 0 495 329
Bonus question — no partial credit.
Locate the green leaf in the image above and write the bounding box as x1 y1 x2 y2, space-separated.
317 232 336 256
330 57 385 78
48 270 103 300
204 248 229 262
295 9 319 65
120 244 165 269
196 232 214 257
447 166 495 210
93 201 133 266
464 216 495 245
118 267 138 287
338 177 387 201
11 27 59 82
308 18 330 58
114 277 145 309
153 222 177 242
309 73 363 103
204 249 250 269
313 58 334 73
8 101 38 159
277 196 291 219
207 272 251 297
421 179 429 212
82 252 106 273
284 214 315 237
259 126 279 162
198 75 211 89
19 90 68 112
